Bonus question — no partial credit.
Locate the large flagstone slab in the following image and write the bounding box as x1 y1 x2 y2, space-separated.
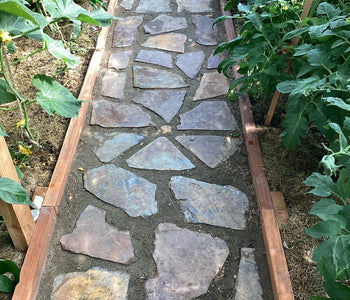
176 51 205 79
145 223 229 299
192 15 218 46
135 0 171 13
60 205 135 264
169 177 248 229
84 165 157 217
142 33 187 53
52 268 129 300
132 89 185 122
101 71 126 99
108 51 132 70
126 137 195 170
91 99 153 128
135 50 172 68
193 72 230 100
144 14 188 34
113 16 143 47
177 101 237 130
133 66 187 89
175 135 240 168
176 0 213 12
207 50 222 69
120 0 134 10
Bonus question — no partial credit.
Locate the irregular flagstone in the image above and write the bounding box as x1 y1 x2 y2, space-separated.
101 71 126 99
135 50 172 68
192 15 218 46
176 51 205 79
108 51 132 70
132 89 186 123
207 50 222 69
235 248 263 300
142 33 187 53
145 223 229 299
113 16 144 47
91 99 154 128
84 165 157 217
126 137 195 170
52 268 129 300
60 205 135 264
144 14 188 34
95 133 145 162
169 176 248 230
177 101 237 130
135 0 171 13
175 135 240 168
120 0 134 10
133 66 187 89
193 72 230 100
176 0 213 12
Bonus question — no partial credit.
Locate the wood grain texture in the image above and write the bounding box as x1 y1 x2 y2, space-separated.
271 191 290 226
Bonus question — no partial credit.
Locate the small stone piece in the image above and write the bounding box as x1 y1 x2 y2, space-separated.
235 248 263 300
84 165 157 217
192 15 218 46
91 99 153 128
145 223 229 299
136 0 171 13
52 268 129 300
127 137 195 170
113 16 144 47
108 51 132 70
169 177 248 229
176 51 205 79
133 66 187 89
142 33 187 53
177 101 237 131
132 89 186 122
101 71 126 99
193 72 230 100
207 50 222 69
135 50 172 68
120 0 134 10
60 205 135 264
176 0 213 12
144 14 188 34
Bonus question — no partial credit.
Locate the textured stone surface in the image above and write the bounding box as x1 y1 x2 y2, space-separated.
235 248 263 300
101 71 126 99
132 90 185 122
108 51 132 70
169 177 248 229
60 205 135 264
120 0 134 10
142 33 187 53
207 50 222 69
176 51 205 79
84 165 157 217
52 268 129 300
113 16 143 47
176 0 213 12
133 66 187 89
144 14 187 34
175 135 240 168
135 50 172 68
127 137 195 170
145 223 229 299
136 0 171 13
91 99 153 128
192 15 218 46
95 133 145 162
193 72 230 100
177 101 237 130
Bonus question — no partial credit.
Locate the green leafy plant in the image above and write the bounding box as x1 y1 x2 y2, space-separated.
0 259 20 293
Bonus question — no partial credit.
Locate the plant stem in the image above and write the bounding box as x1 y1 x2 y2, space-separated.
9 48 45 66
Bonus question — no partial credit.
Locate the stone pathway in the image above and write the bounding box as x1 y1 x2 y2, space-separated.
38 0 273 299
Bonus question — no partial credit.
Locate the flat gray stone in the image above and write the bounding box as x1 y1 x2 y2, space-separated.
136 0 171 13
52 268 129 300
193 72 230 100
133 66 187 89
60 205 135 264
176 51 205 79
135 50 172 68
177 101 237 131
113 16 143 47
91 99 154 128
175 135 240 168
145 223 229 299
101 71 126 99
176 0 213 12
144 14 188 34
132 90 185 122
169 177 248 229
207 50 222 69
120 0 134 10
108 51 132 70
235 248 263 300
192 15 218 46
142 33 187 53
84 165 157 217
95 133 145 162
127 137 195 170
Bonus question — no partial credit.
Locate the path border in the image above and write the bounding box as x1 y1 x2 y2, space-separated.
219 1 295 299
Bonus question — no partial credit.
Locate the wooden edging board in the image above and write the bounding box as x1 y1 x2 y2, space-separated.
219 1 295 299
12 0 118 298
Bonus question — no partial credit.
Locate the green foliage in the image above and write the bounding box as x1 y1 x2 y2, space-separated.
0 259 20 293
0 177 32 205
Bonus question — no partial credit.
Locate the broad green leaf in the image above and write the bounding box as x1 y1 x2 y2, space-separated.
325 97 350 112
0 79 16 104
77 8 116 27
321 155 340 175
329 123 348 149
283 27 309 41
0 259 20 282
332 169 350 203
309 198 342 220
309 24 329 39
0 177 32 205
303 172 334 197
323 281 350 300
306 220 342 238
247 13 262 32
213 15 235 26
297 64 316 78
214 36 243 54
331 39 345 49
294 44 313 56
307 47 336 69
278 76 325 98
0 124 7 137
317 2 341 18
0 275 15 292
237 3 250 13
